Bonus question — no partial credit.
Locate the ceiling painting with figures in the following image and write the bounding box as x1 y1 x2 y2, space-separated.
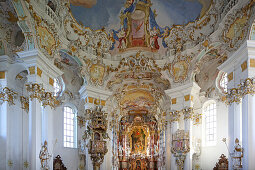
70 0 212 55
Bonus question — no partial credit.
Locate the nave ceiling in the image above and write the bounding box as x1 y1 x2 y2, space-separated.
1 0 255 117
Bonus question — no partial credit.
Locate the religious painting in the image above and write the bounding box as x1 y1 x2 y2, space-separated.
131 128 146 153
171 60 189 83
120 90 155 111
130 10 146 47
36 26 56 55
90 64 105 85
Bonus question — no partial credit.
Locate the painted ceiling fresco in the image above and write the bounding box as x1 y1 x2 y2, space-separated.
70 0 212 30
70 0 212 54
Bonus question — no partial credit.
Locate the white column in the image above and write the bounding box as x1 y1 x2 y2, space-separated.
184 118 192 170
28 96 42 170
233 103 241 141
242 94 255 170
0 77 7 169
228 103 235 170
170 121 178 170
17 50 63 170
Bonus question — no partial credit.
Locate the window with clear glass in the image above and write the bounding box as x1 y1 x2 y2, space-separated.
54 78 61 96
220 73 228 93
204 102 217 145
64 106 77 148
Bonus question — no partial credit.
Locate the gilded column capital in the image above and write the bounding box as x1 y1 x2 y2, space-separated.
0 87 18 105
183 107 194 120
169 110 180 123
225 78 255 105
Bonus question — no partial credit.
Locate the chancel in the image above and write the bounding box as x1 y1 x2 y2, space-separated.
1 0 255 169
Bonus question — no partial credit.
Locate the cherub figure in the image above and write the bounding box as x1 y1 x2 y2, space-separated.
117 28 127 50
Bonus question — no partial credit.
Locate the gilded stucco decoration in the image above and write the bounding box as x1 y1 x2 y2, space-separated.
20 96 29 113
0 87 18 105
25 83 61 109
107 52 170 91
166 54 193 83
81 58 109 86
221 0 255 50
0 0 26 55
36 26 57 56
169 110 181 123
225 78 255 105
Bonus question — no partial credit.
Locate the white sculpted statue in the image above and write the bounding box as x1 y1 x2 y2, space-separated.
39 141 52 170
231 138 243 169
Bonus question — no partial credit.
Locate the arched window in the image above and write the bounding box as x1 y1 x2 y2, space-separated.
63 106 77 148
203 101 217 146
219 73 228 93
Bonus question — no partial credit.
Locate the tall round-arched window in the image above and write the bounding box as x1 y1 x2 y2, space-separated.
203 101 217 146
63 106 77 148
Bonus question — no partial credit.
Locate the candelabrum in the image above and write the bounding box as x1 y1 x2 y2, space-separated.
84 106 109 170
0 87 18 105
223 138 243 170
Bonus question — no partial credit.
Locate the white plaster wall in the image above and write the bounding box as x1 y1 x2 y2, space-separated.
53 106 79 169
200 101 229 169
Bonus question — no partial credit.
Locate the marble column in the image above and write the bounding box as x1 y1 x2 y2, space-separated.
242 94 255 170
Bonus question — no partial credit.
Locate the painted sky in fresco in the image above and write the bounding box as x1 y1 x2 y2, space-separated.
70 0 205 30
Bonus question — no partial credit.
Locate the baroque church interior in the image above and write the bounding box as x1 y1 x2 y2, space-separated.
1 0 255 169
